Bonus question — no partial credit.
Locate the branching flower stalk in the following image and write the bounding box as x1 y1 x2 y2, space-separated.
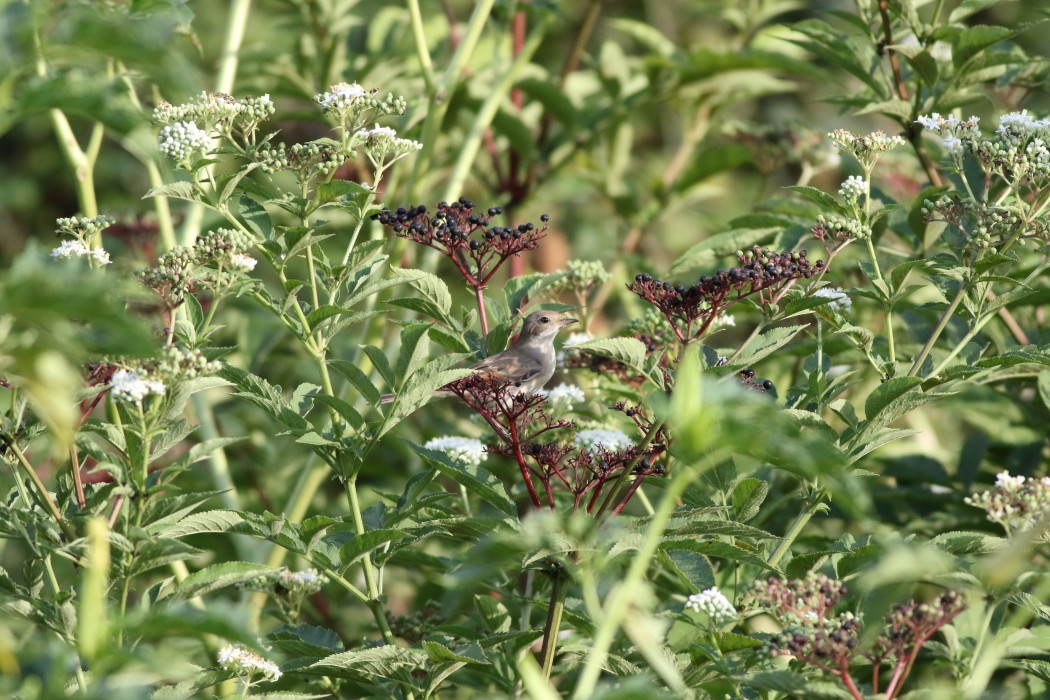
908 111 1050 377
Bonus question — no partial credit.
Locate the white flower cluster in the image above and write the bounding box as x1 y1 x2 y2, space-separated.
827 129 905 169
217 644 282 682
965 470 1050 537
915 113 981 157
537 383 585 412
838 175 867 204
316 82 369 111
424 436 487 467
357 122 423 165
812 286 852 314
50 240 112 266
685 587 738 626
276 567 327 593
158 121 210 162
575 428 632 452
229 253 258 271
109 369 166 403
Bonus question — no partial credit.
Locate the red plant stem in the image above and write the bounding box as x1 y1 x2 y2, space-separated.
508 417 543 508
613 475 646 515
838 658 865 700
475 284 490 337
872 662 881 695
883 657 908 698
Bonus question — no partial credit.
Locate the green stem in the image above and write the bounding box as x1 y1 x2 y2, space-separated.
539 568 567 680
43 556 88 693
767 487 826 570
864 237 896 364
907 282 968 377
406 0 436 92
216 0 253 92
346 476 396 644
442 12 551 201
573 451 724 699
7 441 76 541
407 0 496 202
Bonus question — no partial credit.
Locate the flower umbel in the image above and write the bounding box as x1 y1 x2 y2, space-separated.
685 587 738 627
423 436 488 468
109 369 166 404
965 470 1050 538
216 644 282 683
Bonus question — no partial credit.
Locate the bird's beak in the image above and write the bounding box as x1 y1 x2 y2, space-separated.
561 317 579 327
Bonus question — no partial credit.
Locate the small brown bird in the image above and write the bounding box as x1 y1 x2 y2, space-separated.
380 310 578 403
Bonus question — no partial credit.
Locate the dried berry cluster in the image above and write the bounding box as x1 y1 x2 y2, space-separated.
441 374 664 513
866 590 964 697
373 198 548 289
751 575 965 700
629 246 822 342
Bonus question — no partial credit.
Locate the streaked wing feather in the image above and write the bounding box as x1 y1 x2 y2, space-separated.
471 352 542 383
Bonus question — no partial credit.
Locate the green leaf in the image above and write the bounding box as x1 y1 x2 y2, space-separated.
305 645 429 681
574 338 650 378
730 324 807 367
863 376 923 423
411 443 516 518
731 478 769 522
328 359 381 405
337 529 410 568
238 195 273 239
516 77 577 127
422 640 486 664
669 227 777 277
267 624 343 658
160 509 247 539
660 538 776 572
389 267 452 321
169 562 276 601
950 24 1018 69
394 322 433 385
786 185 849 216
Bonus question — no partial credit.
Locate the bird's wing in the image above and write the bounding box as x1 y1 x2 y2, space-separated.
471 351 544 384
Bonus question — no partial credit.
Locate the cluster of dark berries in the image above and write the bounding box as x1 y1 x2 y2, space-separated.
373 198 549 288
629 246 822 342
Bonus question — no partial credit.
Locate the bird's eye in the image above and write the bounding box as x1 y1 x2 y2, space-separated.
540 316 550 323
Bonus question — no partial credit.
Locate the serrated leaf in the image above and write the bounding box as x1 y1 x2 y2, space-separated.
731 478 768 522
932 530 1005 555
787 185 849 216
411 443 516 517
390 267 452 320
328 359 381 405
731 324 807 367
575 338 651 379
864 376 923 422
305 645 429 680
660 538 776 572
337 529 410 568
669 227 777 277
169 562 276 601
422 640 486 664
161 509 247 538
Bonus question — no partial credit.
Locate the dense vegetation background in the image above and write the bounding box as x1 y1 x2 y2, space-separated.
0 0 1049 698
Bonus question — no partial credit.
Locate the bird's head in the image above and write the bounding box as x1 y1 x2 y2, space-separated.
519 310 578 341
